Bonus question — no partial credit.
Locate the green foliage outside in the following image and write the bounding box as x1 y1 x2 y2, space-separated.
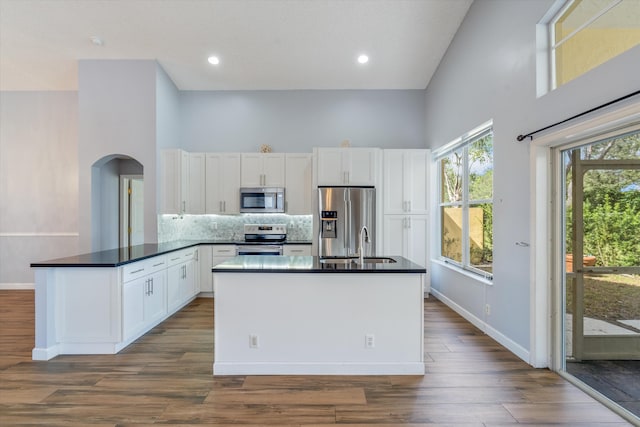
440 133 493 271
565 132 640 267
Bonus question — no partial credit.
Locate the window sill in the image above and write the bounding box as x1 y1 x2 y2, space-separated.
431 258 493 286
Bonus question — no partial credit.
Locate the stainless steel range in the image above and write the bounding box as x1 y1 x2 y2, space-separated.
235 224 287 256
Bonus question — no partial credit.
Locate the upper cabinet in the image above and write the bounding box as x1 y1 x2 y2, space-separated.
285 153 313 215
205 153 241 214
188 153 206 214
383 149 430 215
315 148 378 186
161 150 207 215
161 149 189 215
241 153 286 187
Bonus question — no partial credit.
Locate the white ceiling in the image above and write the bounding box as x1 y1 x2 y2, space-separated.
0 0 473 91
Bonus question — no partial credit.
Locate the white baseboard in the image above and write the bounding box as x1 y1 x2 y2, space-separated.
213 362 425 376
0 283 34 290
430 289 531 365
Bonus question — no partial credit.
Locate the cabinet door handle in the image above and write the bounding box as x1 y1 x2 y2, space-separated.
182 201 186 212
130 268 144 275
151 277 154 295
407 217 411 229
153 262 164 267
223 201 226 212
170 256 180 262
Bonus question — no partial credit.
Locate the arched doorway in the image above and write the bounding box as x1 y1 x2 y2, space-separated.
91 155 143 251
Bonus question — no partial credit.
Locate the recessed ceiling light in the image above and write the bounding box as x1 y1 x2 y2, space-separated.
357 54 369 64
208 56 220 65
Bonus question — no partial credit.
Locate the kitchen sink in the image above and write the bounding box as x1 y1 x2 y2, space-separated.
319 257 397 265
356 257 397 264
319 257 357 264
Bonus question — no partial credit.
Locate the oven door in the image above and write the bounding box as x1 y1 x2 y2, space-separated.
239 188 285 213
236 245 283 256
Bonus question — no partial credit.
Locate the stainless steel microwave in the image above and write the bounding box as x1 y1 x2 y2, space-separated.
239 187 285 213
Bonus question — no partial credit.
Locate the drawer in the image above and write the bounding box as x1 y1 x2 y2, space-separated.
283 245 312 256
122 255 166 282
146 255 167 274
212 245 236 257
167 247 197 266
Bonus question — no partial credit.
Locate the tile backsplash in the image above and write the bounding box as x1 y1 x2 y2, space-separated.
158 214 313 242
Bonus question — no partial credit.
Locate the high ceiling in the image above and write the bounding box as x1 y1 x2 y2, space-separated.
0 0 473 91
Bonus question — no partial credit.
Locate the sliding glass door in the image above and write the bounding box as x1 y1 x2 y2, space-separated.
561 131 640 362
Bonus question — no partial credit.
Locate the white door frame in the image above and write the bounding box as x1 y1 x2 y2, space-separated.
529 99 640 370
119 174 143 248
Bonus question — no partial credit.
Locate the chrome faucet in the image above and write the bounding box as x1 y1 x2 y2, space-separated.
359 225 369 264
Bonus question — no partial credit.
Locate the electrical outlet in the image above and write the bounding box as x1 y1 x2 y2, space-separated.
365 334 375 349
249 334 259 348
485 304 491 315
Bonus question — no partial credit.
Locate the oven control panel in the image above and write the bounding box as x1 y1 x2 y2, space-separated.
244 224 287 235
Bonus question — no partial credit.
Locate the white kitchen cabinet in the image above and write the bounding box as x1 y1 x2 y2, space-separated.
161 149 189 214
285 153 312 214
211 245 236 296
188 153 206 214
283 245 312 256
241 153 285 187
315 147 378 186
198 245 213 293
383 215 428 268
383 149 429 215
167 247 198 312
205 153 241 214
122 255 168 342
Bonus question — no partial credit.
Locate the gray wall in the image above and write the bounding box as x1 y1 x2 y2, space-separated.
0 91 79 285
78 60 160 252
156 64 181 213
179 90 426 152
424 0 640 356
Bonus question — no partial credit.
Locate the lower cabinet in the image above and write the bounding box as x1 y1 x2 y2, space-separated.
123 269 167 341
167 251 197 312
211 245 236 295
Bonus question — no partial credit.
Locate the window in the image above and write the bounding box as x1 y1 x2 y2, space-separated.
549 0 640 89
436 122 493 279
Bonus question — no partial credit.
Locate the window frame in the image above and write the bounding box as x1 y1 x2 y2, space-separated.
434 121 494 280
547 0 635 90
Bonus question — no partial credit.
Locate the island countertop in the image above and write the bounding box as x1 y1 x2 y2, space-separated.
213 255 426 273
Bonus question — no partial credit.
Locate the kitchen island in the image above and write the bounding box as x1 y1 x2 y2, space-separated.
213 255 426 375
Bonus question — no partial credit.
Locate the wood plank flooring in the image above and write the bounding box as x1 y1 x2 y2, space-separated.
0 290 633 426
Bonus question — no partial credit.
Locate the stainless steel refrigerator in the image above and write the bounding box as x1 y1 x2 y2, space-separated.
318 186 375 258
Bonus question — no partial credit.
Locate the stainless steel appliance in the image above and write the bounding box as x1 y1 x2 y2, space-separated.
236 224 286 255
318 186 375 258
239 187 285 213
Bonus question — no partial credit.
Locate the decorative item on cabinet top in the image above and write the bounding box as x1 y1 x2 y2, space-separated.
259 144 273 153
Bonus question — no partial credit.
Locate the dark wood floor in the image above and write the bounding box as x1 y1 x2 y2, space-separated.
0 290 633 426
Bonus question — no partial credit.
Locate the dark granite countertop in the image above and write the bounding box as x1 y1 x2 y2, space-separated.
213 255 426 274
30 240 312 268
